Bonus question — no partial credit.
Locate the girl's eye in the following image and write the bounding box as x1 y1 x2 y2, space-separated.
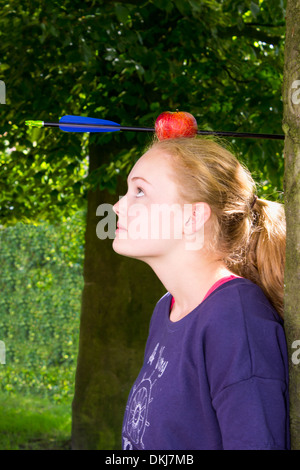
136 187 145 198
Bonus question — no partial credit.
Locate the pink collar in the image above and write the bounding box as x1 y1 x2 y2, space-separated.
170 275 241 311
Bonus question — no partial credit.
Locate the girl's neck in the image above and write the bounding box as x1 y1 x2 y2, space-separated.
147 253 237 322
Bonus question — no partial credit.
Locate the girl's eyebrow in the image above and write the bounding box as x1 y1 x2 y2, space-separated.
127 176 152 186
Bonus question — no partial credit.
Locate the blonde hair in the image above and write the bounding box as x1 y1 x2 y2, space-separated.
150 137 286 318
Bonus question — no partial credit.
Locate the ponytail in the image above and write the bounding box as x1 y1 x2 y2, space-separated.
227 198 286 318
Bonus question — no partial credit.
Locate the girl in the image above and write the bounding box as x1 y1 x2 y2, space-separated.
112 137 290 450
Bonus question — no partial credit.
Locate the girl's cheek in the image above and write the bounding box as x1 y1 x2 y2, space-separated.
127 202 151 240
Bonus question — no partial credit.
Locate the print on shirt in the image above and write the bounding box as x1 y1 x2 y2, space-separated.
123 342 168 450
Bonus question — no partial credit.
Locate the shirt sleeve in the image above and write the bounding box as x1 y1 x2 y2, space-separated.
212 376 289 450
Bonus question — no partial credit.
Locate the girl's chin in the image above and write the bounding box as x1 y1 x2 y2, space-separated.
112 238 163 260
112 238 140 256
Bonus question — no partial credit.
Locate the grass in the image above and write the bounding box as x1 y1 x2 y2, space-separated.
0 392 72 450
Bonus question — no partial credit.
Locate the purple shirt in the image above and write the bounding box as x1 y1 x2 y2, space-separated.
122 277 290 450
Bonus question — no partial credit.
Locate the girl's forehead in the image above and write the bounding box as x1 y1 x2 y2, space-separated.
127 148 183 203
130 147 173 179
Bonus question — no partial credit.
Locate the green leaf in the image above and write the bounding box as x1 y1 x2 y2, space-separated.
115 5 130 24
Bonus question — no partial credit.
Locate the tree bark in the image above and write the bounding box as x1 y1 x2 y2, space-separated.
71 141 165 450
282 0 300 450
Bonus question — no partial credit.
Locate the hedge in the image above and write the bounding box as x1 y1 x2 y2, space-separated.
0 210 86 404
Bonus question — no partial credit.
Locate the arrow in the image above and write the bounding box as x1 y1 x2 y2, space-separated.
25 115 285 140
25 115 153 133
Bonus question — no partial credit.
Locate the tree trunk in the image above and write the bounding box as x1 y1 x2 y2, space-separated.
71 141 165 450
282 0 300 450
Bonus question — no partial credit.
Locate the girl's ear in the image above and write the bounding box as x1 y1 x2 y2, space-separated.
183 202 211 236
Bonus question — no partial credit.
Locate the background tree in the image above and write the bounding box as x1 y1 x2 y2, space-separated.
282 0 300 451
0 0 288 449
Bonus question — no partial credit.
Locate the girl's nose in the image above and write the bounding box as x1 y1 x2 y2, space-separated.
112 200 119 215
113 194 127 216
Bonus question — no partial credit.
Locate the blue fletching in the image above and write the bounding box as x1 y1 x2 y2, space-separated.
59 115 121 133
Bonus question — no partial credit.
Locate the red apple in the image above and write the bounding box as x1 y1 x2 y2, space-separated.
155 110 198 141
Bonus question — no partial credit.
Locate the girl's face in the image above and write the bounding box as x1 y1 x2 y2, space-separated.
112 147 187 261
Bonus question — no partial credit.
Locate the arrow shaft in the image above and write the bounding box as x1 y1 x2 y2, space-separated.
196 130 284 140
27 118 285 140
45 121 155 132
58 122 285 139
44 122 60 127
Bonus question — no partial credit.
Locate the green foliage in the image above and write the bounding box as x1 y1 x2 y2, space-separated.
0 210 86 403
0 0 286 226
